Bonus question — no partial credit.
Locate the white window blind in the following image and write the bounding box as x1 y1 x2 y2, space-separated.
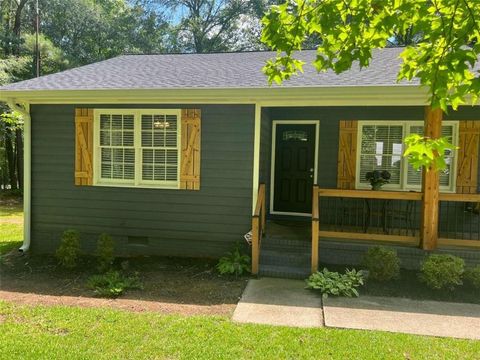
99 114 135 181
95 110 181 188
406 124 456 188
359 124 403 186
357 121 458 192
141 114 179 182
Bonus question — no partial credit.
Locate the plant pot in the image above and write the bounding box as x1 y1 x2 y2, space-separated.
371 184 383 191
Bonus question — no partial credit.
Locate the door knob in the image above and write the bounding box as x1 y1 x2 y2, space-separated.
309 168 314 173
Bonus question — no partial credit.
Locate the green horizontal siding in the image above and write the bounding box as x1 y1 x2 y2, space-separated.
31 104 255 257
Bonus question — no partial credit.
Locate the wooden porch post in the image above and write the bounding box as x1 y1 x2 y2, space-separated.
311 185 319 273
252 215 260 275
420 106 443 250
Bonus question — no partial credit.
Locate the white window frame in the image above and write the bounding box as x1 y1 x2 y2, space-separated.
355 120 459 193
93 109 182 189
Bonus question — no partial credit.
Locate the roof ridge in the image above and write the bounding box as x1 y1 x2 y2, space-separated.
119 47 406 57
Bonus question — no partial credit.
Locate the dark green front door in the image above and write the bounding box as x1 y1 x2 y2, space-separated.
273 124 316 214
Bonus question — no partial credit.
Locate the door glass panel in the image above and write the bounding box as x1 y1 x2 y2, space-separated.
282 130 308 141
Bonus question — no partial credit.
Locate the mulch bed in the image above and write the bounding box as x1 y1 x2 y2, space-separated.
322 263 480 305
0 251 249 316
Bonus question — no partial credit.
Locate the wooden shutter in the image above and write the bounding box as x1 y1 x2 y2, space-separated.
456 121 480 194
75 108 94 185
337 120 358 189
180 109 201 190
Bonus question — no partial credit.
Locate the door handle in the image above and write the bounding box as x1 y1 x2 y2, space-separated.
309 168 314 173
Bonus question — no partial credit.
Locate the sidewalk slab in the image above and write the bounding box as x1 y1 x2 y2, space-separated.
232 278 323 328
323 295 480 340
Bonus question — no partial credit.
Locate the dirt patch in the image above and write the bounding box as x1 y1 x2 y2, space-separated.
0 251 248 317
1 218 22 225
0 193 22 207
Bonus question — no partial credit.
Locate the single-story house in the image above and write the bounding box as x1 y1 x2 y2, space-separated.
1 48 479 277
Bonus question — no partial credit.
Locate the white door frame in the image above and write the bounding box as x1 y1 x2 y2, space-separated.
270 120 320 217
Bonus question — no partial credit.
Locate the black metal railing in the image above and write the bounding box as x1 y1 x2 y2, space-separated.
439 194 480 243
318 196 421 237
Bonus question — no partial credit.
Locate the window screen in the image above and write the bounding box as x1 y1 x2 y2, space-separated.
359 125 403 186
406 125 456 188
99 114 135 180
141 114 179 182
357 121 458 191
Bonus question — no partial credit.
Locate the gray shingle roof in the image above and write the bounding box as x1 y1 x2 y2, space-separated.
1 48 418 92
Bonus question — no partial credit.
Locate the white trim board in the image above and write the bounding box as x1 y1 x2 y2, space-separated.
252 104 262 214
2 86 437 106
270 120 320 217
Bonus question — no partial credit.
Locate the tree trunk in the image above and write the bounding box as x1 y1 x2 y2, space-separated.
5 127 18 190
16 128 23 190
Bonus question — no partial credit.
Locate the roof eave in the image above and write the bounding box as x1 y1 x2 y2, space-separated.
1 86 432 106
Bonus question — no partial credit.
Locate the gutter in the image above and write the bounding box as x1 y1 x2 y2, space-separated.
6 100 31 252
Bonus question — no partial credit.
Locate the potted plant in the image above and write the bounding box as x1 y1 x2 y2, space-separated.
366 170 391 190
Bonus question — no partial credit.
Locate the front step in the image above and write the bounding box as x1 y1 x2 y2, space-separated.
259 241 311 279
259 264 310 279
260 248 311 267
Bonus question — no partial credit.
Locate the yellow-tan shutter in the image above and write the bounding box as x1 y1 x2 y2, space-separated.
180 109 201 190
75 108 94 185
337 120 358 189
456 121 480 194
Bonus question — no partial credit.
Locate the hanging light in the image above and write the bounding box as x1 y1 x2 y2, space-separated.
153 120 170 129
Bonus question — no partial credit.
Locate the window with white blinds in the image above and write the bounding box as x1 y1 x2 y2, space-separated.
141 114 179 183
357 121 459 192
99 114 135 181
94 110 181 188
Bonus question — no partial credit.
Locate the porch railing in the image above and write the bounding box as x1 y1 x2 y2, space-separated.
311 186 423 272
252 183 266 275
311 186 480 272
438 193 480 249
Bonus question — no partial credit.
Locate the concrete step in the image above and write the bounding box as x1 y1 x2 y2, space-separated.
260 248 311 268
262 236 310 250
259 264 310 280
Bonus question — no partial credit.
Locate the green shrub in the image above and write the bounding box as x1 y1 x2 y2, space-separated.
95 233 115 272
362 246 400 282
55 229 81 269
87 271 143 298
306 268 365 298
464 266 480 289
419 254 465 291
216 245 251 276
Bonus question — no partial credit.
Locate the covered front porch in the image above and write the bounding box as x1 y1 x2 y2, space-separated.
250 104 480 277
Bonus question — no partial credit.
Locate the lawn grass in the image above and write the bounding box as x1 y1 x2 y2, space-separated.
0 301 478 360
0 202 23 255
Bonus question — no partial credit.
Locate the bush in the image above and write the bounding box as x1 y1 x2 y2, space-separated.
55 229 81 269
87 271 143 298
95 233 115 272
362 246 400 282
306 268 365 298
419 254 465 291
464 266 480 289
216 245 251 276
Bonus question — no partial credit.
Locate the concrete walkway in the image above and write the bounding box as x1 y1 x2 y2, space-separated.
233 278 480 340
232 278 323 328
323 295 480 340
